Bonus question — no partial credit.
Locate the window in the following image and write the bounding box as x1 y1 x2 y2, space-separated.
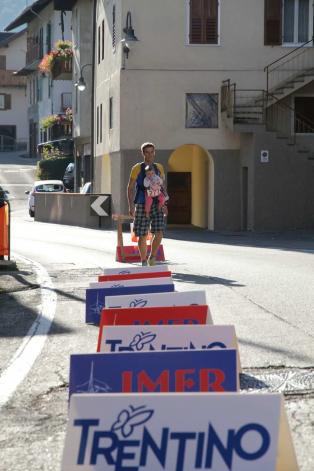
283 0 310 43
185 93 218 128
189 0 218 44
39 27 44 59
112 5 116 49
0 55 6 70
96 105 99 143
98 25 101 64
46 22 52 53
294 96 314 132
102 19 105 60
100 103 103 142
109 97 113 129
265 0 313 45
0 94 11 110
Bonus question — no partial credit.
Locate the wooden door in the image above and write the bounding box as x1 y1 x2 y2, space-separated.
167 172 192 224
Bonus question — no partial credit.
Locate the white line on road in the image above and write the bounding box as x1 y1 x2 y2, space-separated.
0 254 57 409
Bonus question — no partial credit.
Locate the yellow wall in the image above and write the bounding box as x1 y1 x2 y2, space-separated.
168 145 211 228
102 154 111 193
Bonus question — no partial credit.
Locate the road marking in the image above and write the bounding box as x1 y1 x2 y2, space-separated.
0 254 57 409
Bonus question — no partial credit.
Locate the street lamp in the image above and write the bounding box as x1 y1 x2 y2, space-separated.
121 12 139 59
75 63 92 92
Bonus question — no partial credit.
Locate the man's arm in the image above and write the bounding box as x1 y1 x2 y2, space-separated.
127 177 136 217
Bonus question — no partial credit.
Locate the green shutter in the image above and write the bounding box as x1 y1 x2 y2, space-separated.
5 94 11 110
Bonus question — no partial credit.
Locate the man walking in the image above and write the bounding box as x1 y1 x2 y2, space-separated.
127 142 167 266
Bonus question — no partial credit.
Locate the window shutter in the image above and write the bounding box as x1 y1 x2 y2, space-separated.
5 94 11 110
264 0 282 45
190 0 203 44
0 55 6 70
204 0 218 44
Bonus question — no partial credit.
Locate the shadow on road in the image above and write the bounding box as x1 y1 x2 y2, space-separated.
239 337 313 363
172 272 244 287
164 227 314 254
0 292 73 338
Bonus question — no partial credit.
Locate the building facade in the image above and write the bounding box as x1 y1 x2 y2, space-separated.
0 31 27 152
93 0 314 231
72 0 93 190
6 0 73 158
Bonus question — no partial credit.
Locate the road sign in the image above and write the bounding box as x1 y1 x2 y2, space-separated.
90 195 111 216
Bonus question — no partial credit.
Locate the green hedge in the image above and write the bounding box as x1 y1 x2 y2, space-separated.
36 156 74 180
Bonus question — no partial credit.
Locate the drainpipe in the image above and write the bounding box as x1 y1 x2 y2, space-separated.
90 0 97 193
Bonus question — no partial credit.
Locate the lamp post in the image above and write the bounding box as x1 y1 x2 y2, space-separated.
75 63 92 91
74 62 93 192
121 11 139 60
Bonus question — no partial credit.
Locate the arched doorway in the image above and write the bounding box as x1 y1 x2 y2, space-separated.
167 144 214 230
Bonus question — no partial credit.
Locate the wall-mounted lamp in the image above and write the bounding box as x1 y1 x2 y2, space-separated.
122 11 138 58
74 63 92 92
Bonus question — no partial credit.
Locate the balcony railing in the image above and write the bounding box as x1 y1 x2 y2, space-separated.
221 81 314 144
0 70 26 88
51 122 72 140
265 38 314 94
26 39 40 66
51 57 72 80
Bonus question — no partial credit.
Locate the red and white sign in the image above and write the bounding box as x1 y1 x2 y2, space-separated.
98 271 172 282
103 265 170 275
89 277 174 289
97 305 209 350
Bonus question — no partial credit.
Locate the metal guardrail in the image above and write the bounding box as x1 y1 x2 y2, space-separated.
264 38 314 94
221 81 314 143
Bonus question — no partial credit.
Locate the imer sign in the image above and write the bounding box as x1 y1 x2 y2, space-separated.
62 393 293 470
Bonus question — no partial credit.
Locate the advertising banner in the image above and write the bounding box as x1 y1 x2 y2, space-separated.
98 271 172 282
86 284 175 325
69 349 238 398
103 265 170 275
97 324 241 371
104 290 212 322
89 277 174 289
62 392 298 470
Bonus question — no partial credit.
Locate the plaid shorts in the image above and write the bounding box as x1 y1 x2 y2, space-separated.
133 199 165 236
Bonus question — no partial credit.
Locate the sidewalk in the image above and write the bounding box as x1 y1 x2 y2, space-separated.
0 258 38 295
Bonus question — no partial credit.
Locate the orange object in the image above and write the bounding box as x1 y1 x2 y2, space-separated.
112 213 165 263
0 202 9 256
116 244 165 263
130 222 153 243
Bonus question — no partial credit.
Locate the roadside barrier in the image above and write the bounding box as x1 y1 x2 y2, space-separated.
0 193 10 260
112 213 165 263
61 264 299 470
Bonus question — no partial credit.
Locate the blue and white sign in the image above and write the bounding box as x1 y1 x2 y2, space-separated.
89 276 173 289
86 283 175 325
99 324 240 363
62 393 297 470
104 265 170 275
69 349 238 398
104 290 212 322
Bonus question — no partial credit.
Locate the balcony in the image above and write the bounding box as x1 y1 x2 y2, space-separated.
51 57 72 80
61 93 72 112
0 70 26 88
51 122 72 140
26 37 41 67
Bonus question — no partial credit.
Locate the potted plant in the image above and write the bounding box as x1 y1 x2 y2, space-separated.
39 40 73 78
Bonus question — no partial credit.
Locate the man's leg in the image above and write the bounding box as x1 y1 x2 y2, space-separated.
151 231 162 257
138 235 148 264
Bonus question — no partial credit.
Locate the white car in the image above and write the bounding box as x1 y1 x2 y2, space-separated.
25 180 65 217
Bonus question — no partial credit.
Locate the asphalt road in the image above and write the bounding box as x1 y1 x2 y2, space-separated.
0 151 313 470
